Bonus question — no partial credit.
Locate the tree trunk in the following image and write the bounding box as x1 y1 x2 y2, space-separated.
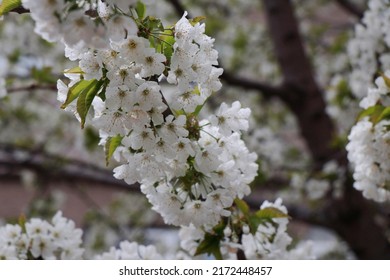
262 0 390 259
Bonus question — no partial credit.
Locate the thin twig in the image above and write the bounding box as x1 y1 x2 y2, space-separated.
9 7 30 14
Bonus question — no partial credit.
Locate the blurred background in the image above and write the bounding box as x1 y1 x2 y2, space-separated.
3 0 389 259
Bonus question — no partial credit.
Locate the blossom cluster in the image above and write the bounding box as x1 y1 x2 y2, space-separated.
21 0 140 50
325 75 360 135
82 193 158 258
281 160 345 202
331 0 390 203
240 199 313 259
179 199 314 259
21 0 264 257
348 0 390 98
346 73 390 202
95 241 163 260
0 212 83 260
56 6 258 229
0 211 167 260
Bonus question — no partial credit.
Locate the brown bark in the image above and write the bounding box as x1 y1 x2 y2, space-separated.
324 176 390 259
262 0 390 259
262 0 337 167
335 0 364 18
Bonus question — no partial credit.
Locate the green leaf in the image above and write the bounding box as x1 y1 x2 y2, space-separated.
0 0 21 16
378 106 390 122
194 221 225 260
18 213 26 233
8 48 21 63
31 66 57 84
190 16 206 26
84 126 100 151
135 1 146 19
234 198 250 216
160 29 175 63
380 73 390 88
77 79 103 128
245 207 289 235
64 66 84 75
334 79 354 106
60 79 96 109
233 30 248 52
158 21 165 32
205 17 226 36
247 215 264 235
195 232 223 260
361 105 390 125
98 79 109 101
144 16 159 29
255 207 289 220
329 32 349 54
357 104 383 121
193 104 204 116
105 135 123 166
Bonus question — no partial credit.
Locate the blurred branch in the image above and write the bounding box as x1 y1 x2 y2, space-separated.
7 84 57 94
335 0 364 18
0 143 182 231
221 71 285 99
166 0 188 17
263 0 390 259
0 143 138 192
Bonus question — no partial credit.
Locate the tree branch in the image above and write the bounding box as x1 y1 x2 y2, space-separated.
335 0 365 18
7 84 57 94
263 0 338 167
0 143 138 192
221 71 285 99
262 0 390 259
9 7 30 14
166 0 188 17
